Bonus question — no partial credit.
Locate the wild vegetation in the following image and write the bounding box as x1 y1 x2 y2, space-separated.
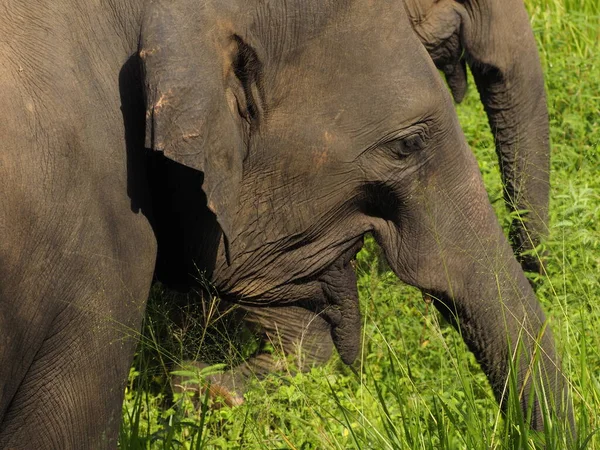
120 1 600 448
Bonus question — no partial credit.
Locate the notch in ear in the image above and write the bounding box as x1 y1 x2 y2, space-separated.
140 0 261 244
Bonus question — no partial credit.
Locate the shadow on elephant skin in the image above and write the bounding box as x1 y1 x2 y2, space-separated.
119 52 222 291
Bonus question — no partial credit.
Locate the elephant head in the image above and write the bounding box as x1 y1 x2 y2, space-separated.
404 0 551 273
140 0 570 433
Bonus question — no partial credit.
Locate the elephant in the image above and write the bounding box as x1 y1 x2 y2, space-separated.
185 0 553 407
0 0 568 448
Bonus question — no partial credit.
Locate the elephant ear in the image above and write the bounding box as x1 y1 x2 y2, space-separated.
140 0 251 242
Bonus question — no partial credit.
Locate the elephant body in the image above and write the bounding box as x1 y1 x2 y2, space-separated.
1 3 157 446
0 0 564 447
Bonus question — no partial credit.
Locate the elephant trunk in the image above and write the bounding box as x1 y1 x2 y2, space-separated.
426 237 570 432
372 140 571 434
464 0 550 273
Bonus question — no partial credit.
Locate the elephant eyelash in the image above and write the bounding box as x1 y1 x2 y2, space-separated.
380 126 430 158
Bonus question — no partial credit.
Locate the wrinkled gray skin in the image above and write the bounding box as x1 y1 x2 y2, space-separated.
405 0 550 273
196 0 553 409
0 0 565 448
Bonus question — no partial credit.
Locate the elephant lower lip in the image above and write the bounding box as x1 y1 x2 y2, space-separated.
219 239 365 364
320 276 362 365
330 313 360 365
313 241 364 365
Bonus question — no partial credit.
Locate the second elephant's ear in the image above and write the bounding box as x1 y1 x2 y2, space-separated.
140 0 253 242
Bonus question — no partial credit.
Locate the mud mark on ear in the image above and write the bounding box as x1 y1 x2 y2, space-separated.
312 131 335 169
324 130 334 144
153 90 172 111
313 149 329 170
139 47 160 60
182 132 201 141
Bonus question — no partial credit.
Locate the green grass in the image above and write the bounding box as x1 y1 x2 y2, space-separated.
120 2 600 448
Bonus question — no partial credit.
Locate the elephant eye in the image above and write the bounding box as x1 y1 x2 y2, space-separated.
383 130 427 158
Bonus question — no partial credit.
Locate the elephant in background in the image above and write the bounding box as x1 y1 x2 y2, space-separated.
188 0 553 405
1 0 566 448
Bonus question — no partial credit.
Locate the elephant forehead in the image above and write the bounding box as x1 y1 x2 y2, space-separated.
260 69 442 165
255 26 444 155
252 0 416 59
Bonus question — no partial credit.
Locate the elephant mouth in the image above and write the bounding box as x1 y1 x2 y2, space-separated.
313 259 362 365
274 238 364 365
218 237 364 365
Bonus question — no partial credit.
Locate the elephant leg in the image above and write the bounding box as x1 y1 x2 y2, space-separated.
0 214 156 449
0 307 141 449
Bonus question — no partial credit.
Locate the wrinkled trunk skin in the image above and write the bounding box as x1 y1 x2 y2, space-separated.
371 135 570 433
466 0 550 273
405 0 550 273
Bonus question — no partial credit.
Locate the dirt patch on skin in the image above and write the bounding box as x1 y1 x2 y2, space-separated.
139 46 161 59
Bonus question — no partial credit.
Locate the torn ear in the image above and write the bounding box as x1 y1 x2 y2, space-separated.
140 0 258 242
